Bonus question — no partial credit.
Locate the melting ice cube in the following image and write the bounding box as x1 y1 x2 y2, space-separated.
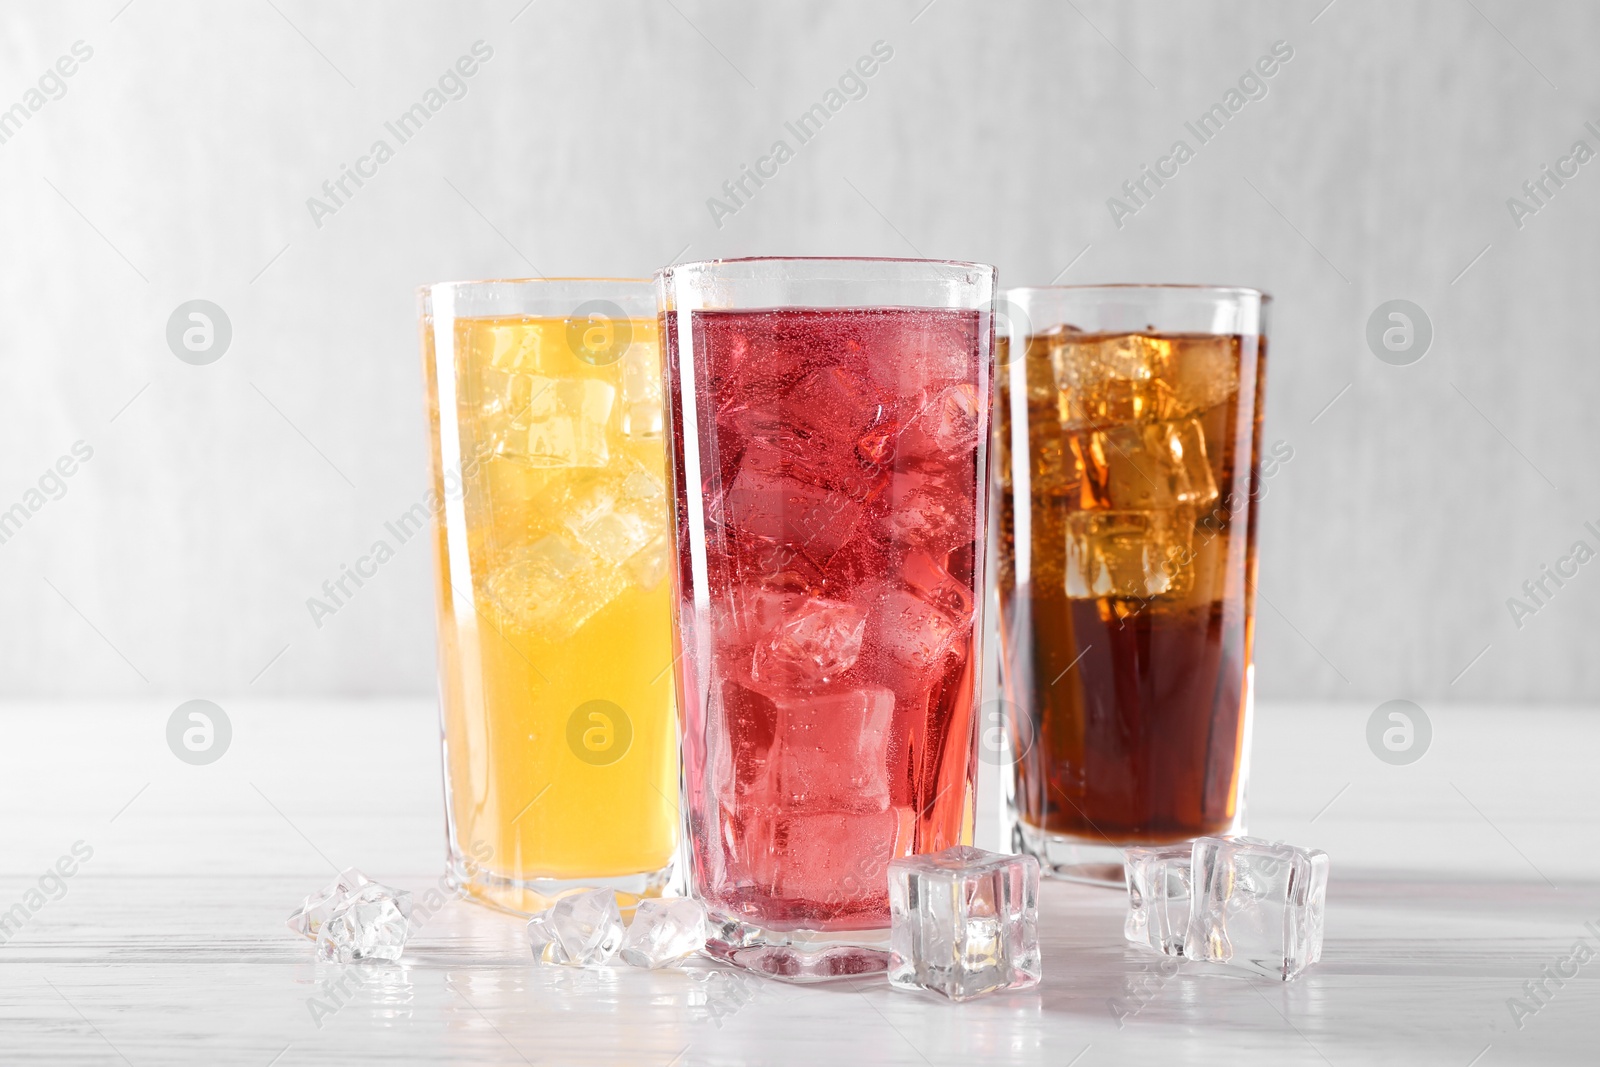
527 888 624 967
1123 842 1195 957
1184 837 1328 981
288 868 412 964
888 845 1041 1002
619 898 707 968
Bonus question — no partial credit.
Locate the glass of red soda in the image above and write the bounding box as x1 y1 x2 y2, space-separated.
656 258 996 980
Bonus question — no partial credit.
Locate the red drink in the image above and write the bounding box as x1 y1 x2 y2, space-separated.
663 297 991 976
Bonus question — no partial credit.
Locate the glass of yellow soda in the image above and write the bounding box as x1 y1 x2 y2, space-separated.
418 278 677 913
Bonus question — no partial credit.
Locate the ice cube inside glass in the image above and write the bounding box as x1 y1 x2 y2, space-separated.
888 846 1041 1001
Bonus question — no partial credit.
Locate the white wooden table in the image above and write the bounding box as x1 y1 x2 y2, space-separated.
2 700 1596 1065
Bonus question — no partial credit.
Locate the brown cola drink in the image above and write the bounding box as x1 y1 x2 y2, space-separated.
996 292 1268 882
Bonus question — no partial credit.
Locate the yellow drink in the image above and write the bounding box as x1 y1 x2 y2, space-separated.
423 301 676 914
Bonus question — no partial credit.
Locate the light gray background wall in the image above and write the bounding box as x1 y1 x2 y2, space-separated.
2 0 1596 702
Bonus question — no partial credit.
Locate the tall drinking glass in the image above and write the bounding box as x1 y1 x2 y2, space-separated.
659 258 995 979
996 285 1269 884
420 279 677 914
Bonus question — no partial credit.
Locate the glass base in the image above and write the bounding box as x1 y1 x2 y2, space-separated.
448 855 672 918
1015 821 1247 888
703 912 890 983
1014 823 1134 888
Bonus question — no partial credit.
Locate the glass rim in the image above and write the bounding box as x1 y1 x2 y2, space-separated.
1006 282 1271 303
657 255 995 279
417 276 652 298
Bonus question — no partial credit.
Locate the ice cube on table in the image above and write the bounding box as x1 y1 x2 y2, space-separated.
619 898 707 968
317 881 414 963
527 912 570 965
287 867 371 940
750 597 867 686
484 533 627 641
889 845 1041 1002
288 869 412 963
1184 837 1329 981
486 371 616 468
1123 843 1196 956
526 888 624 967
